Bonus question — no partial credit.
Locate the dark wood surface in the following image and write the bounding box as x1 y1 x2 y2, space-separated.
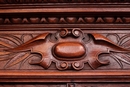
0 0 130 87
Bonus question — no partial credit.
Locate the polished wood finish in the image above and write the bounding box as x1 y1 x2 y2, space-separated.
0 0 130 87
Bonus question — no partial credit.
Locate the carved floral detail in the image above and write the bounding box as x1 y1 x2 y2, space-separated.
0 29 130 70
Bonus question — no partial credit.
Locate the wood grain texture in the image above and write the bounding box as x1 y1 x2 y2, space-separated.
1 83 130 87
0 0 130 86
0 29 130 71
0 0 130 3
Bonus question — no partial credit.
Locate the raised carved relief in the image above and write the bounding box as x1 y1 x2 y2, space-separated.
0 28 130 70
0 17 130 24
0 0 130 3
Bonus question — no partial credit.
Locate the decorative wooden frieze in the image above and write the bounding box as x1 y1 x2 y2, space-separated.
0 28 130 70
0 0 130 85
0 17 130 24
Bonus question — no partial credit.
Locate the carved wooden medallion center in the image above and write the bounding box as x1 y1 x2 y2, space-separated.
53 42 86 59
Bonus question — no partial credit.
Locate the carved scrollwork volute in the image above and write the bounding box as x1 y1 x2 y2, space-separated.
0 28 130 70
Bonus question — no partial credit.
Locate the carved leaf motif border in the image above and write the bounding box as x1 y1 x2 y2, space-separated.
0 29 130 70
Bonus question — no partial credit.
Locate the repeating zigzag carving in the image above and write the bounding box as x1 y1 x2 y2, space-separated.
0 17 130 24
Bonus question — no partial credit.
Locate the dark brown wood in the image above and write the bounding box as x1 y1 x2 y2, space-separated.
0 0 130 87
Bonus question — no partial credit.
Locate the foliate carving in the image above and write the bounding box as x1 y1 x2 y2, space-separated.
0 17 130 24
0 0 130 3
0 29 130 70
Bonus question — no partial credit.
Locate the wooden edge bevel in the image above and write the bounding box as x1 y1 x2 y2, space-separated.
0 70 130 82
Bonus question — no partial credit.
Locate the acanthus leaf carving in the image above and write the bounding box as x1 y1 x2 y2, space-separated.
87 33 130 69
0 28 130 70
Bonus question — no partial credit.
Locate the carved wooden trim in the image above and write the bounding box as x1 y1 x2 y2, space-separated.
0 17 130 24
0 28 130 71
1 7 130 13
0 0 130 85
1 70 130 82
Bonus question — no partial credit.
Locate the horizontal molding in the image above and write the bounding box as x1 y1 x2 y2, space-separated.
0 17 130 24
1 3 130 8
0 0 130 3
0 70 130 82
0 24 130 31
0 7 130 13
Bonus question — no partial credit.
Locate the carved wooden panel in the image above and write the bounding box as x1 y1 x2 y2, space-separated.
0 28 130 71
0 0 130 86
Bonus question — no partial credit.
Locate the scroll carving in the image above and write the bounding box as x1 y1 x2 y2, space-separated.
0 29 130 70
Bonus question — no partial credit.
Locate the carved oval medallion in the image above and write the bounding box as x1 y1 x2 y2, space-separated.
53 42 86 60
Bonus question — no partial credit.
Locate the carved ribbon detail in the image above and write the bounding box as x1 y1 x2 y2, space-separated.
1 28 130 70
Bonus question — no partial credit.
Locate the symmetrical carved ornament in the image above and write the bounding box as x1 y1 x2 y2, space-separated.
0 17 130 24
0 0 130 3
0 28 130 70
